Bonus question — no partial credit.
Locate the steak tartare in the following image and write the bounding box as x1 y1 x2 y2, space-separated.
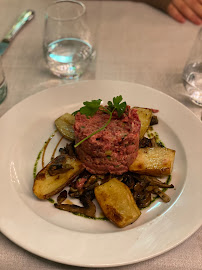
74 106 141 175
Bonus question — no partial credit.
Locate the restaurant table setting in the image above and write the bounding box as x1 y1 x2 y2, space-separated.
0 0 201 270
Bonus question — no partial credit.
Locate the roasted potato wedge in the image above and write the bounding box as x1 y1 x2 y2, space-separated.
129 147 175 176
33 154 84 199
95 178 141 228
134 107 153 139
55 113 75 141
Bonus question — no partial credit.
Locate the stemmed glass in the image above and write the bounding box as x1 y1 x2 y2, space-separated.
182 28 202 106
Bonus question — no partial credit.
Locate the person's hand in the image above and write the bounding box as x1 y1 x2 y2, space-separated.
167 0 202 24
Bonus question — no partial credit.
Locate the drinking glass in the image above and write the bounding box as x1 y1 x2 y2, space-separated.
0 57 7 104
43 0 96 79
182 28 202 106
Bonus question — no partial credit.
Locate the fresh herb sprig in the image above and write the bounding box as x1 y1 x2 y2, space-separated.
73 99 102 118
73 96 127 148
107 96 127 118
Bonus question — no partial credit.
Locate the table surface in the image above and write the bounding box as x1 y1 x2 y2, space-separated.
0 0 201 269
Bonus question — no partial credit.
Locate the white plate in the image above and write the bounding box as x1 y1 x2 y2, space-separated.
0 80 201 267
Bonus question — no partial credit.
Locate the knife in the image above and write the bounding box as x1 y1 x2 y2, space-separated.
0 10 35 56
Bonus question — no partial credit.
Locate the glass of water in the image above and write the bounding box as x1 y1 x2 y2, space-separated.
0 57 7 104
43 0 96 79
182 28 202 106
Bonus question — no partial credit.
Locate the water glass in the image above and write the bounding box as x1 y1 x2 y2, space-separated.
182 28 202 106
43 0 96 79
0 57 7 104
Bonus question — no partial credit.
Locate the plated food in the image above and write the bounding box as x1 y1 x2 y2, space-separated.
33 96 175 228
2 80 201 267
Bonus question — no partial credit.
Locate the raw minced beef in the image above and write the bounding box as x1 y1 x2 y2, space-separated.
74 106 141 175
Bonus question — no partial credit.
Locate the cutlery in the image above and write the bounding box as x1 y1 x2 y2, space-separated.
0 10 35 56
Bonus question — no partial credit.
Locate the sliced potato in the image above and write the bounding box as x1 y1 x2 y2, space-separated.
55 113 75 141
129 147 175 176
134 107 153 139
33 154 84 199
95 178 141 228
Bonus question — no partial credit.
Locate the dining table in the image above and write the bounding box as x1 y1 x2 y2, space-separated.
0 0 201 269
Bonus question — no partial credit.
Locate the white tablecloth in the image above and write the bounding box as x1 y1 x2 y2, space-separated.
0 0 201 269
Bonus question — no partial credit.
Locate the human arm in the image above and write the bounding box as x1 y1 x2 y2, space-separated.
135 0 202 25
167 0 202 25
133 0 171 12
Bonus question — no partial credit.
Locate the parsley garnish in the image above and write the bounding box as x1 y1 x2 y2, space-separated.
73 95 127 148
107 96 127 118
73 99 102 118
